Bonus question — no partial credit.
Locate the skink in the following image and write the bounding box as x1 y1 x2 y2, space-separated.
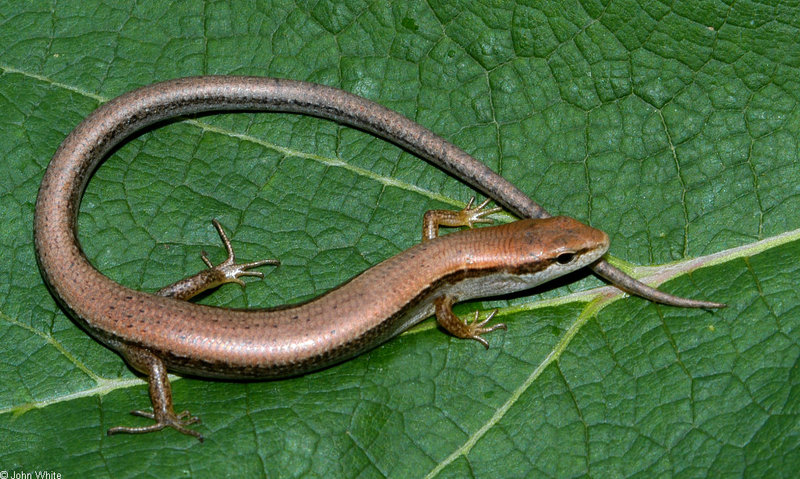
34 76 723 440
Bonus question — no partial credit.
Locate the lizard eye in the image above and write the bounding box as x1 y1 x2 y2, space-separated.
556 252 575 264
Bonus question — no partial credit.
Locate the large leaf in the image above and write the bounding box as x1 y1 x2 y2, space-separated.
1 1 798 477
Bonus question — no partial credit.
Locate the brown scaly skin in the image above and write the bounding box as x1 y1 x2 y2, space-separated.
34 76 722 440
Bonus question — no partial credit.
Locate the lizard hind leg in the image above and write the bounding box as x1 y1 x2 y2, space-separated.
108 344 204 441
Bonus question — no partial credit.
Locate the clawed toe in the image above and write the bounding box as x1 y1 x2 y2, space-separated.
464 309 507 349
206 219 279 287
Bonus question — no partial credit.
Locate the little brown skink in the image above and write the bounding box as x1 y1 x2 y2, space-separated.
34 76 723 440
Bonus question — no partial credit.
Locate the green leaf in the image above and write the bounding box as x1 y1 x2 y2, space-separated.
2 1 799 477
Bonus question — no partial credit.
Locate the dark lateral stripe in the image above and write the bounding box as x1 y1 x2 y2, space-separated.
151 246 596 378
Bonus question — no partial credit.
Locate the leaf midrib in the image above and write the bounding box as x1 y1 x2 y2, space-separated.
1 228 795 417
